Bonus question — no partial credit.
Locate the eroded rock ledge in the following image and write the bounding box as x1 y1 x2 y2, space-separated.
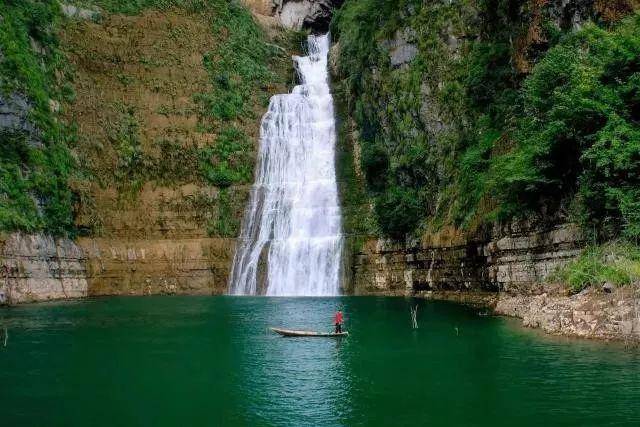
417 288 640 343
244 0 343 31
495 287 640 342
0 233 88 304
348 222 585 295
347 221 640 342
0 232 235 304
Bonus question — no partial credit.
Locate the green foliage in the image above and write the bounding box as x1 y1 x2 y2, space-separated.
491 16 640 239
206 188 241 237
199 127 253 187
196 0 279 124
0 132 41 231
334 95 378 239
333 0 454 237
465 41 519 122
107 105 146 194
76 0 209 15
0 131 75 234
334 0 640 241
373 186 423 239
0 0 76 236
195 88 245 121
553 242 640 293
106 110 254 190
360 140 389 193
152 139 199 185
189 1 288 193
451 126 501 226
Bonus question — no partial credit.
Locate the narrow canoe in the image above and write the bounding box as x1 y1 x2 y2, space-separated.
270 327 349 337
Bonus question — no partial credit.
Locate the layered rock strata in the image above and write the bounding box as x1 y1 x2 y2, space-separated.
0 233 88 304
349 222 584 295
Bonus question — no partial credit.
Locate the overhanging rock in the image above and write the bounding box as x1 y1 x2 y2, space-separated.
245 0 343 32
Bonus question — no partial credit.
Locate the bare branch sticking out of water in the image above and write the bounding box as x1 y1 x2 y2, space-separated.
3 328 7 348
410 305 418 329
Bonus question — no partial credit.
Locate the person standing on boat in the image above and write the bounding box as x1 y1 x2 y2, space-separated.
334 310 343 333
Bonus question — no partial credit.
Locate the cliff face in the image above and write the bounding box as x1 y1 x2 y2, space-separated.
0 229 235 303
330 1 602 297
348 222 584 295
79 236 235 297
332 0 640 275
0 1 296 302
331 0 640 241
60 8 248 297
0 233 87 304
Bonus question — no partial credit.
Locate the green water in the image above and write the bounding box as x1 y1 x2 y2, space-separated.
1 296 639 426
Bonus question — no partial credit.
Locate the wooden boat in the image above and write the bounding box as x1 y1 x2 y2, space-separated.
270 327 348 337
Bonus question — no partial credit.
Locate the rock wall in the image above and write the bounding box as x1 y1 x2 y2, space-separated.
0 2 296 304
0 232 235 304
243 0 342 31
0 233 88 304
348 222 640 341
0 93 40 145
79 237 234 297
495 287 640 342
349 222 585 295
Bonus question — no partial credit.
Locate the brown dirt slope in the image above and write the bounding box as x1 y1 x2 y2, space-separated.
57 6 292 295
60 7 290 239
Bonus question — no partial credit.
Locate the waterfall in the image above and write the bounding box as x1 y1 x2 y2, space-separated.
228 34 343 296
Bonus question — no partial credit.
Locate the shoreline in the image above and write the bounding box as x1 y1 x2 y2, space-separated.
418 287 640 343
2 288 639 344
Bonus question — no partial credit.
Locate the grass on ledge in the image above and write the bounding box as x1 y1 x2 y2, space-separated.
553 242 640 294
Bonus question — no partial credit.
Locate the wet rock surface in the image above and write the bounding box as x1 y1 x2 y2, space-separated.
79 236 235 298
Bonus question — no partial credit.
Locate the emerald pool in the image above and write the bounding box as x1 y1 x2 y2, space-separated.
1 296 639 426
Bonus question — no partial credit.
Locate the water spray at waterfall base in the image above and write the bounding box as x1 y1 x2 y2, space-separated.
229 34 343 297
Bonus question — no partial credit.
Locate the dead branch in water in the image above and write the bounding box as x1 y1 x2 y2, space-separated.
410 305 418 329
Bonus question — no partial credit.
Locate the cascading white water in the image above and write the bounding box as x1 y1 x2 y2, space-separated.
228 34 343 296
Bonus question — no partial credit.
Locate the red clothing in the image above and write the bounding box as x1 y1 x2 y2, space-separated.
334 311 343 324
